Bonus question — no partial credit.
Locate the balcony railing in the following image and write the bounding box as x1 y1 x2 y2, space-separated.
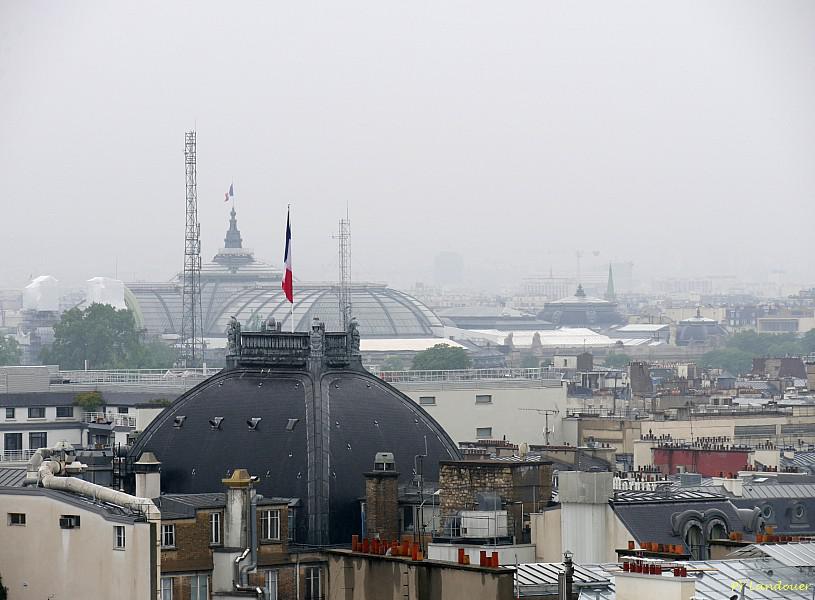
83 412 137 428
0 449 36 463
372 367 563 384
54 368 211 387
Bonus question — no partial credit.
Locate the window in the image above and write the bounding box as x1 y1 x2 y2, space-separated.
264 569 278 600
29 432 47 450
5 408 14 419
160 577 173 600
403 506 415 532
210 512 221 545
259 509 280 541
114 525 126 549
288 509 296 542
189 574 207 600
476 427 493 439
59 514 81 529
419 396 436 406
8 513 26 526
117 406 129 414
56 406 74 418
684 524 704 561
28 407 45 419
305 567 322 600
4 433 22 452
161 524 176 548
475 394 493 404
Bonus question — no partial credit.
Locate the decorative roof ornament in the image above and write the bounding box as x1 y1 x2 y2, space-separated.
224 206 243 249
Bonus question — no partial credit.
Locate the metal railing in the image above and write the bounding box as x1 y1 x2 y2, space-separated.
54 368 212 387
0 449 36 463
372 367 563 384
83 412 137 428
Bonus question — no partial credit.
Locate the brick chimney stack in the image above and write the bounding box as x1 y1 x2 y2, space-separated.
364 452 400 541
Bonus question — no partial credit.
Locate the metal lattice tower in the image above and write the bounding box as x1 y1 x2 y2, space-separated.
335 217 352 330
180 130 204 367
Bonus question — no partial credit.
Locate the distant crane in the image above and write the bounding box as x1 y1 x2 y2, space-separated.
519 408 559 446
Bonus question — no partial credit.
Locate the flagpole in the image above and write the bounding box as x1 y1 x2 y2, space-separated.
289 204 294 333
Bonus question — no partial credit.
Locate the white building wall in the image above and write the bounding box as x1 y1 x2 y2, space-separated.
394 381 567 445
0 492 154 600
531 504 634 563
427 542 536 565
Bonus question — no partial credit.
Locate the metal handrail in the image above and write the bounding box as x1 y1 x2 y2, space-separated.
373 367 563 384
0 449 36 462
83 412 137 428
54 368 211 386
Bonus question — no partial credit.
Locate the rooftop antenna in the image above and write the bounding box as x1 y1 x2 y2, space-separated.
333 206 352 330
519 408 559 446
180 130 204 367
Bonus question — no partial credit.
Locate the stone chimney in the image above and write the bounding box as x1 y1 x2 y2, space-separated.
133 452 161 499
364 452 400 540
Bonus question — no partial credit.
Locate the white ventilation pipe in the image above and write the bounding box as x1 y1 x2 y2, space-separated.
24 443 162 599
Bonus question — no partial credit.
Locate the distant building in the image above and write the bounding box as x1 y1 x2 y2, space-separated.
675 309 728 346
538 285 626 329
126 208 445 341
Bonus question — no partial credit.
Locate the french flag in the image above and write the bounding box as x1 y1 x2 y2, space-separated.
224 183 234 202
282 208 293 302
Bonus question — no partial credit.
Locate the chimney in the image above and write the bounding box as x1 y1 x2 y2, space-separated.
133 452 161 499
364 452 400 541
558 550 574 600
212 468 259 596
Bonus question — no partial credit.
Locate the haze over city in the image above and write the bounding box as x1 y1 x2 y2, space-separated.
2 1 814 291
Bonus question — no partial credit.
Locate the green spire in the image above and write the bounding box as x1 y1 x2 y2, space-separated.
605 263 616 301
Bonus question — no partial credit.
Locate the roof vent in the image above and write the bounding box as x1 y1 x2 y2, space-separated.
374 452 395 471
173 416 186 428
286 418 299 431
209 417 224 430
247 417 261 431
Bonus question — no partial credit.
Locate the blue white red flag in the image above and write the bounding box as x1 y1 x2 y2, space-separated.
282 208 293 303
224 183 234 202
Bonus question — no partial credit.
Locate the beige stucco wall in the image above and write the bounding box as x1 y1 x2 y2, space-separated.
531 504 634 563
0 492 154 600
531 508 563 562
395 381 567 445
136 406 166 432
325 551 515 600
616 572 696 600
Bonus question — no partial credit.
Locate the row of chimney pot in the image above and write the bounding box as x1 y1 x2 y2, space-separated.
630 540 685 555
455 548 499 568
622 559 687 577
350 535 424 560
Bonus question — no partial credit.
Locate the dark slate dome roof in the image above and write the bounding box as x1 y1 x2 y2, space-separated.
127 320 459 545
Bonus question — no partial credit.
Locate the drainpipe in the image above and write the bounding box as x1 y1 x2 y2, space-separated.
234 486 262 596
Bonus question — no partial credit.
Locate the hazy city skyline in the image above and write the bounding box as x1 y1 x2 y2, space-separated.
2 1 814 292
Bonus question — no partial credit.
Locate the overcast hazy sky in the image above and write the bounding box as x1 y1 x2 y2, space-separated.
2 1 814 291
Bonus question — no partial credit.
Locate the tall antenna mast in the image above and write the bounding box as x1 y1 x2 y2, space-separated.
180 130 204 367
334 215 352 330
